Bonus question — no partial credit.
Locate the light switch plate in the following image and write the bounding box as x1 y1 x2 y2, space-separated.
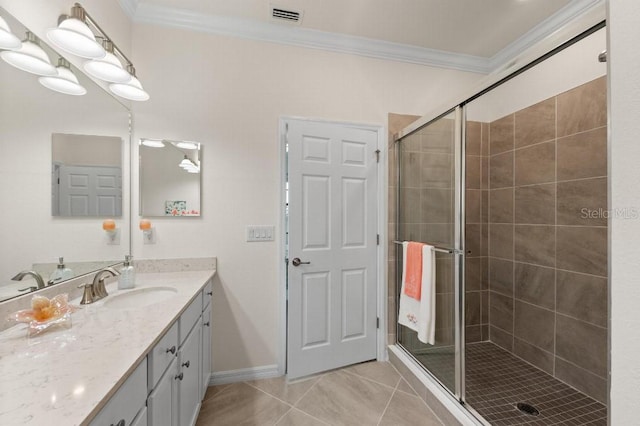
246 225 275 242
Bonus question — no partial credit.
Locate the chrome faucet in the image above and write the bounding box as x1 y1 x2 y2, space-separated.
91 267 120 300
12 270 46 289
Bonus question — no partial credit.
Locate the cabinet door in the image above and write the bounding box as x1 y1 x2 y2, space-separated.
130 406 147 426
147 357 177 426
201 304 212 400
178 321 201 426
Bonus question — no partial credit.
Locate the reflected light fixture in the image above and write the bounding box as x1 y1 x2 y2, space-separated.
39 58 87 96
46 4 105 59
141 139 165 148
179 155 192 168
109 65 149 101
0 16 21 50
0 31 56 76
83 39 130 83
179 155 200 173
175 141 199 150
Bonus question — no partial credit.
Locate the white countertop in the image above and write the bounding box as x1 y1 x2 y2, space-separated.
0 269 215 426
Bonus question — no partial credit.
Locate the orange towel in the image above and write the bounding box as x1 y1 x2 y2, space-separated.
404 242 424 300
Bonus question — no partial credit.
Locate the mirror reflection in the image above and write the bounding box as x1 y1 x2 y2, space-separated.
52 133 123 217
0 7 130 303
139 139 202 217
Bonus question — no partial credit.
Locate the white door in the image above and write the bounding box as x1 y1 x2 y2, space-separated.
286 119 379 379
58 165 122 216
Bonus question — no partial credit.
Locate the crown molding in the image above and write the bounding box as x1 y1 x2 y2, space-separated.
488 0 604 70
132 2 490 73
124 0 604 74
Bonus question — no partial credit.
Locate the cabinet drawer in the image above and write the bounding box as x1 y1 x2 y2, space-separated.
202 280 212 311
90 358 147 426
179 292 202 346
148 321 178 391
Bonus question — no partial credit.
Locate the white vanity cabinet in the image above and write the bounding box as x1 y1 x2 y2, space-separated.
146 280 213 426
89 358 147 426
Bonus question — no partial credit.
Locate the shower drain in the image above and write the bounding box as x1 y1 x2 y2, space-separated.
516 402 540 417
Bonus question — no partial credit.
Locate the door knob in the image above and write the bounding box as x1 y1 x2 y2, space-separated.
291 258 311 267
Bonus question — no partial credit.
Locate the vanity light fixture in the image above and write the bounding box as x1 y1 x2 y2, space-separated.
0 16 21 50
0 31 56 76
141 138 165 148
83 39 130 83
39 57 87 96
47 3 149 101
109 65 150 101
46 4 105 59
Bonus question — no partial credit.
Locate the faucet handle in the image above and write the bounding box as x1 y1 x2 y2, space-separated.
78 283 95 305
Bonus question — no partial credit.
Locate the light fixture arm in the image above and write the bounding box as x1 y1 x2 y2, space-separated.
60 3 136 73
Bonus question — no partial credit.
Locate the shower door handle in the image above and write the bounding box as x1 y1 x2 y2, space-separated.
291 258 310 267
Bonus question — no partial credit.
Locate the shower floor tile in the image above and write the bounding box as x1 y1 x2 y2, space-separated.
465 342 607 425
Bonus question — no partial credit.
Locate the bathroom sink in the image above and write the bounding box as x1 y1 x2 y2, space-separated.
104 286 178 309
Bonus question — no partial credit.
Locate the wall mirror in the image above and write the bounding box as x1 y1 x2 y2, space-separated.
0 7 131 303
52 133 123 217
139 139 202 217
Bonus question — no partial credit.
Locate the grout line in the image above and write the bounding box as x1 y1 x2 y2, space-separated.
273 407 294 425
243 381 294 408
376 388 396 426
341 366 400 391
486 256 607 279
291 373 325 407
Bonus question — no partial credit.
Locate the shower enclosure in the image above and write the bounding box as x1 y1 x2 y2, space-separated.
392 25 608 425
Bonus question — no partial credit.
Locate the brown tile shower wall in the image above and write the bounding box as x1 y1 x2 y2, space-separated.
465 121 490 343
485 76 608 403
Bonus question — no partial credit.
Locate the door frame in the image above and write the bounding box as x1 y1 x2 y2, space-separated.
277 116 387 376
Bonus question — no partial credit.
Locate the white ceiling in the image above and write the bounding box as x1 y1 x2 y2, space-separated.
122 0 604 73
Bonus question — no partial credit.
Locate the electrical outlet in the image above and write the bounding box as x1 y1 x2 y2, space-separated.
246 225 275 242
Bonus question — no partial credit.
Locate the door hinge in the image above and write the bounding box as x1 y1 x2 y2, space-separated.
375 149 381 163
376 234 380 245
376 317 380 329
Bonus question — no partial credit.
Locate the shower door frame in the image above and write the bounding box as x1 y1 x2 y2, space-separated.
394 106 467 401
394 20 608 424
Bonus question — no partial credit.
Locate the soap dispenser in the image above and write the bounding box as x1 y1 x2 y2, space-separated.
118 255 136 290
48 257 74 285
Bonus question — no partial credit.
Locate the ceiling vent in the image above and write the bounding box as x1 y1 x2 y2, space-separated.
271 6 303 24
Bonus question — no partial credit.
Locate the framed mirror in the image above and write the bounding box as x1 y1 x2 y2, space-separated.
0 7 131 302
139 139 202 217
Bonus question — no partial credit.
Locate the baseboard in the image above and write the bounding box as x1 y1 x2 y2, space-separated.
209 364 280 386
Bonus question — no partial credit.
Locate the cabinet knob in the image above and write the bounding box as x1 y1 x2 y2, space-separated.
204 321 210 327
166 346 176 355
175 372 184 381
111 420 125 426
206 291 212 296
182 360 190 368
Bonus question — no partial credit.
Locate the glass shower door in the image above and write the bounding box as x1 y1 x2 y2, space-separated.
396 108 462 396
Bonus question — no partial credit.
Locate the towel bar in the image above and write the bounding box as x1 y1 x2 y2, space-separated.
392 240 456 254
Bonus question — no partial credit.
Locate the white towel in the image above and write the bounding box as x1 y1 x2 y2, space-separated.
398 242 436 344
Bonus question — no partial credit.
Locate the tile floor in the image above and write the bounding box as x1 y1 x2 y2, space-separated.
464 342 607 425
195 361 444 426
